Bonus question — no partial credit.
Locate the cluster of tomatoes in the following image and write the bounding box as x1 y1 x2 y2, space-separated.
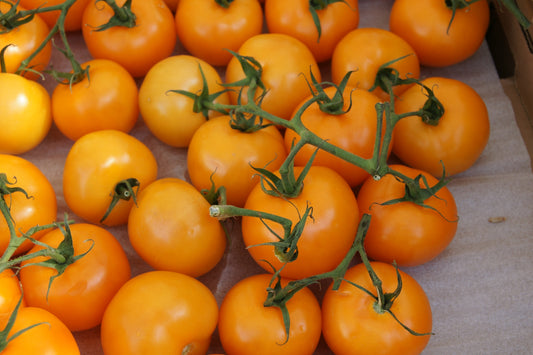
0 0 504 354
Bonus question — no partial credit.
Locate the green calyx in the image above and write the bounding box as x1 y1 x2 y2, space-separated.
214 0 235 9
92 0 136 31
0 1 36 32
100 178 139 224
308 0 352 40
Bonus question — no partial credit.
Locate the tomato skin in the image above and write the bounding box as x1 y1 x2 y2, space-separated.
52 59 139 141
82 0 177 77
0 3 51 80
218 273 322 355
175 0 263 66
331 27 420 100
19 223 131 331
187 115 288 207
0 269 24 323
127 178 227 278
62 130 158 226
242 166 359 279
389 0 490 67
322 261 432 355
392 77 490 177
101 270 219 355
357 164 458 267
225 33 322 120
284 86 388 188
139 55 230 148
0 306 80 355
19 0 92 31
0 154 57 256
0 73 52 155
264 0 359 63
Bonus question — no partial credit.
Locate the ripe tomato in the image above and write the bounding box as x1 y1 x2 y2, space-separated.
284 86 388 188
0 2 51 80
139 55 230 148
62 130 158 226
225 33 322 120
0 306 80 355
389 0 490 67
101 270 219 355
264 0 359 63
128 178 226 278
242 166 359 279
52 59 139 141
218 273 322 355
175 0 263 66
322 261 432 355
187 115 288 207
0 269 24 323
19 223 131 331
357 164 458 267
0 154 57 256
81 0 177 77
19 0 92 31
392 77 490 177
0 73 52 155
331 27 420 100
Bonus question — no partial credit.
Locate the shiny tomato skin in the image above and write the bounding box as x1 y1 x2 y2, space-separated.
101 270 219 355
242 166 359 279
52 59 139 141
62 130 158 226
0 269 24 323
127 178 227 278
264 0 359 62
187 115 288 207
225 33 321 120
19 223 131 331
392 77 490 177
0 306 80 355
389 0 490 67
0 3 51 80
331 27 420 100
357 164 458 267
19 0 92 31
218 273 322 355
175 0 263 66
284 86 388 188
82 0 177 77
0 154 57 256
0 73 52 155
139 55 230 148
322 261 432 355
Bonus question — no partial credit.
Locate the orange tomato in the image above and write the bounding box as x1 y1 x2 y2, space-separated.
81 0 177 77
331 27 420 100
127 178 227 278
0 269 24 323
389 0 490 67
0 2 51 80
284 86 388 187
19 223 131 331
322 261 432 355
264 0 359 62
242 166 359 279
187 115 288 207
225 33 321 120
139 55 230 148
0 154 57 256
101 271 219 354
52 59 139 141
392 77 490 177
62 130 158 226
0 307 80 354
218 273 322 355
357 164 458 267
175 0 263 66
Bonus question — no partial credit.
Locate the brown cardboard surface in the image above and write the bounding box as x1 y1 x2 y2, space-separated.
13 1 533 354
